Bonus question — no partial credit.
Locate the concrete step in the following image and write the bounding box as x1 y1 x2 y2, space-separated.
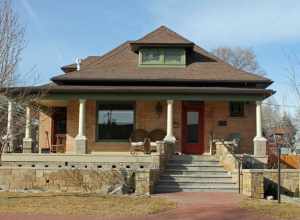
157 179 235 185
171 155 218 162
155 185 238 193
159 176 234 183
165 170 229 175
160 174 232 179
167 163 222 168
165 166 226 172
168 161 221 166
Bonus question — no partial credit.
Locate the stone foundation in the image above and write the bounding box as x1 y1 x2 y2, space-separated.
242 169 264 199
241 169 300 199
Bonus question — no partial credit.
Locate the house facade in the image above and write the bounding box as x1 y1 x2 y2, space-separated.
29 26 273 156
0 26 275 194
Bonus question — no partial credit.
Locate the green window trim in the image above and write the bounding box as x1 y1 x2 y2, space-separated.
139 48 186 67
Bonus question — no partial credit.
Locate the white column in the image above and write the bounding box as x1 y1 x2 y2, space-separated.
164 100 176 143
253 101 267 157
77 99 86 138
25 106 31 139
5 101 13 152
256 101 263 138
74 99 87 154
23 106 32 153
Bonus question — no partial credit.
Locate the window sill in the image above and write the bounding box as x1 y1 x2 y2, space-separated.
138 64 186 68
95 139 129 143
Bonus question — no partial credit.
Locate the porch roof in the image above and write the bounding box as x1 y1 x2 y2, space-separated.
5 84 275 101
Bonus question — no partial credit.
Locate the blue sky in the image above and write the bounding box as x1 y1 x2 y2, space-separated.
13 0 300 112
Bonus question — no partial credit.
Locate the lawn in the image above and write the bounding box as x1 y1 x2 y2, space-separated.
0 192 176 217
241 198 300 220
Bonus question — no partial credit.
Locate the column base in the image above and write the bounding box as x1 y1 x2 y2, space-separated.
164 135 176 144
22 138 33 153
253 136 267 157
74 136 87 154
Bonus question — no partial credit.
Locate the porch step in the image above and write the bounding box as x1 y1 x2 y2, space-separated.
155 185 238 193
154 155 238 193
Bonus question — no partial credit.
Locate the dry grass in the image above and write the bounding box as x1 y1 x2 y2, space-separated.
241 198 300 220
0 192 176 217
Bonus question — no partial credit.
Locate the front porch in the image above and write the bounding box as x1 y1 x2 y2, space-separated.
4 94 268 158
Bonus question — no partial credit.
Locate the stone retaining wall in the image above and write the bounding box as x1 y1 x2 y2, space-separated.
0 166 155 195
241 169 300 199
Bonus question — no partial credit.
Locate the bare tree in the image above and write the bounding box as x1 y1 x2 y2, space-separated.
0 0 26 154
212 47 265 75
213 46 296 141
0 0 24 88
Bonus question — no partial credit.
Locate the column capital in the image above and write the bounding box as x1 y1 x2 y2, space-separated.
79 99 86 103
166 100 174 105
256 100 262 105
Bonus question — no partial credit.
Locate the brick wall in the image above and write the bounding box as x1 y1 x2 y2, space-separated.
204 101 256 154
39 100 256 154
38 110 52 149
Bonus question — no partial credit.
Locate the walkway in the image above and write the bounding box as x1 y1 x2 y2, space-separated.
0 192 278 220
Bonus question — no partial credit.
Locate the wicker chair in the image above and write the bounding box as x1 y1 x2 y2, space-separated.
149 129 166 152
129 129 149 154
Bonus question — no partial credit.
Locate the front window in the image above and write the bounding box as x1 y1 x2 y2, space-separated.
229 102 244 117
96 103 135 140
139 48 185 66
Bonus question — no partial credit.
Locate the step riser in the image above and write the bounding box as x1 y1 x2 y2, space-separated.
166 171 228 175
168 161 220 164
159 178 234 182
165 168 225 172
157 183 236 187
167 164 222 167
155 188 238 193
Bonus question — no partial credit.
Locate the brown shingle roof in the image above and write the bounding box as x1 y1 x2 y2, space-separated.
133 25 193 44
52 26 272 85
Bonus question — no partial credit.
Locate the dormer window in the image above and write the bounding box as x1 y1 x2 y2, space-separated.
139 48 186 67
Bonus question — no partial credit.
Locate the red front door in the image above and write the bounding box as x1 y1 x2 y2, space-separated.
182 102 204 154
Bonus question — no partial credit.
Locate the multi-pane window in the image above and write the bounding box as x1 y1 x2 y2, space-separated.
139 48 185 66
141 48 161 64
96 103 134 140
229 102 244 117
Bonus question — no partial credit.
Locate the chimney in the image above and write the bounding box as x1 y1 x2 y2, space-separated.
75 57 81 71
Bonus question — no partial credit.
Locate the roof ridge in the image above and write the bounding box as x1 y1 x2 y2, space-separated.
135 25 193 43
82 41 131 70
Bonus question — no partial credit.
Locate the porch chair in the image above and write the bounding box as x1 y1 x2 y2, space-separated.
149 129 166 152
225 133 241 153
45 131 66 153
129 129 149 154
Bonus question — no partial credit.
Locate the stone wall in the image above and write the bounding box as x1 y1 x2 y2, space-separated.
0 167 142 194
241 169 300 199
263 169 300 197
242 169 264 199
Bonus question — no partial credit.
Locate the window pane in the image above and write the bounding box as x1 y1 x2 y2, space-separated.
230 102 244 117
142 49 161 64
97 104 134 140
187 111 199 143
164 49 184 64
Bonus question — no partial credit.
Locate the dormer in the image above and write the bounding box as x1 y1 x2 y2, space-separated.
130 26 194 67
